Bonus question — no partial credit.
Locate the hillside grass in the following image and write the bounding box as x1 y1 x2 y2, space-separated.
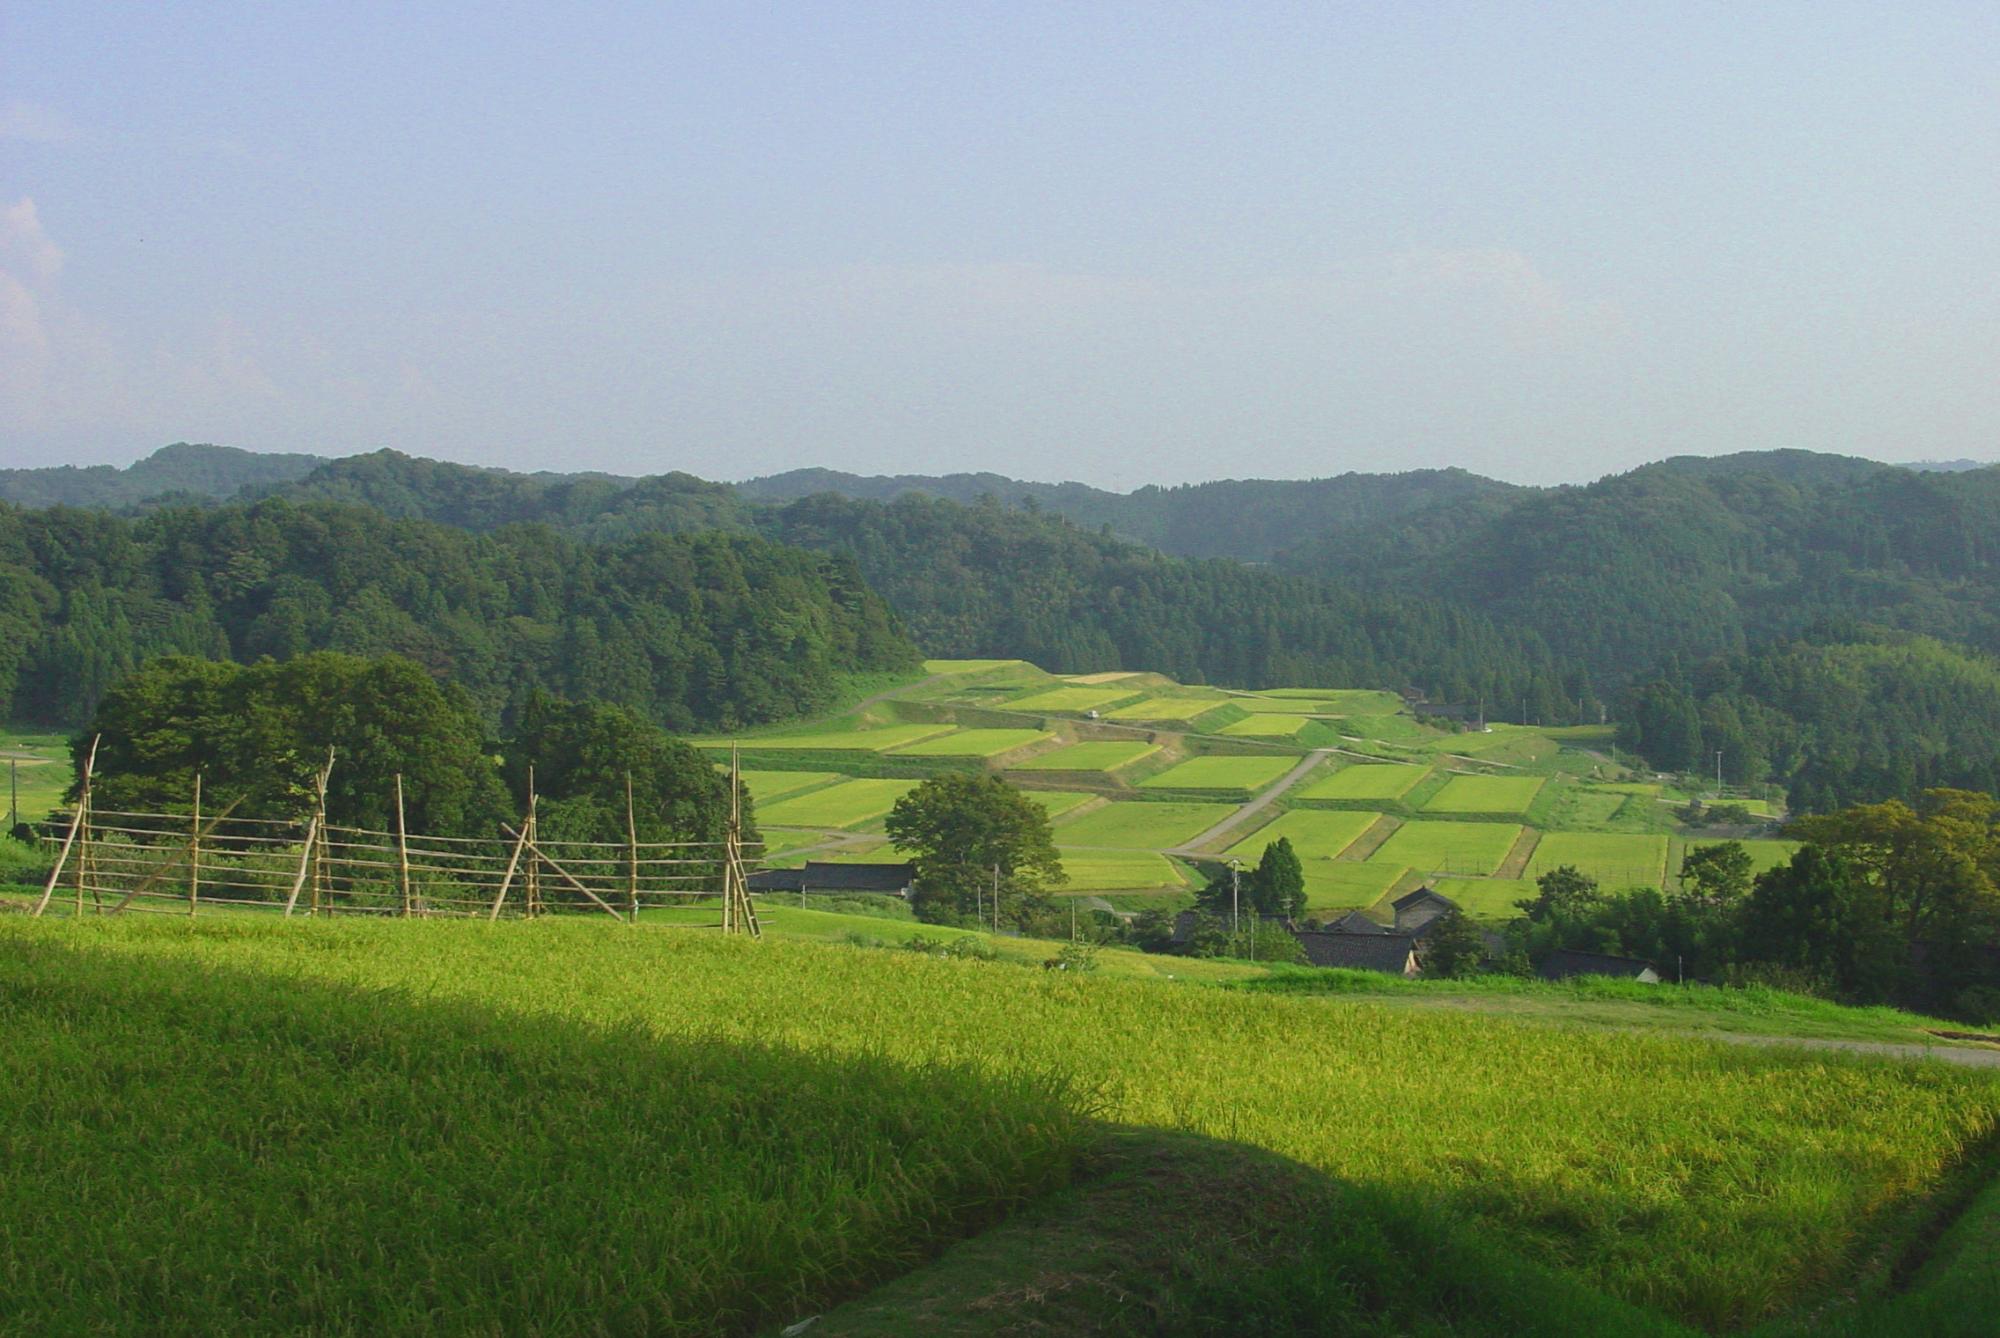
5 917 1997 1333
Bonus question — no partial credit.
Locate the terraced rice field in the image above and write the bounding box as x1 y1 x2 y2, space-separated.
1013 741 1160 772
1224 808 1381 863
1297 763 1431 802
1299 861 1409 912
1004 686 1142 713
1055 801 1236 850
1685 838 1801 878
922 658 1035 675
731 725 953 752
1527 832 1670 890
889 728 1054 758
1432 877 1535 920
755 779 920 829
1368 821 1524 878
1138 755 1295 795
1229 697 1340 715
1218 715 1311 739
737 770 842 805
1255 688 1406 713
1062 671 1143 685
1055 850 1183 891
1421 774 1547 817
1024 791 1098 819
1104 696 1228 723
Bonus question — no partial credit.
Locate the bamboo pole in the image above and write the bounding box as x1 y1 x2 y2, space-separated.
188 773 202 917
488 805 534 920
282 814 321 917
504 825 625 920
287 751 333 918
33 735 97 917
524 766 540 919
106 796 242 914
625 771 639 924
395 773 411 917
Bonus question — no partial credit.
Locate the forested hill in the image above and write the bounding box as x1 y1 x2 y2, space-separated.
0 500 914 730
0 443 324 509
760 491 1589 719
1274 453 2000 682
738 464 1520 561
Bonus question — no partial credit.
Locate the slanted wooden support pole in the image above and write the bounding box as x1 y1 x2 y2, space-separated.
33 735 96 918
189 773 202 917
489 802 534 920
395 773 412 917
625 771 640 924
286 752 334 918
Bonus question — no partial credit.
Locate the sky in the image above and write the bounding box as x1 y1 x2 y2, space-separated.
3 3 1998 488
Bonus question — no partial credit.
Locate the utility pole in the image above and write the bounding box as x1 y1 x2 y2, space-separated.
7 758 15 831
992 863 1000 933
1228 858 1242 955
1715 750 1724 795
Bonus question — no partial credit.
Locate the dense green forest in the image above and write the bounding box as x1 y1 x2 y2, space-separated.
0 499 913 730
18 442 2000 810
760 491 1591 718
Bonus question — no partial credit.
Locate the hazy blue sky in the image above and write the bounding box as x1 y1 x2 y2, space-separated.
4 3 1996 486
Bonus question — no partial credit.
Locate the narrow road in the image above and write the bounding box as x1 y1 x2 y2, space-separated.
1704 1030 2000 1071
1168 749 1333 856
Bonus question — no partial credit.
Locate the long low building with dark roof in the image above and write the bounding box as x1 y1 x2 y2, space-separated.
746 861 917 897
1292 931 1421 976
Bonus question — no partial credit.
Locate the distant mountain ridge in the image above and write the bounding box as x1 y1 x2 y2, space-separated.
0 442 324 509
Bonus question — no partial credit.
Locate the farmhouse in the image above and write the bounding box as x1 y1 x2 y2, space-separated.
1322 909 1390 935
745 861 917 898
1293 931 1422 976
1390 887 1458 934
1537 949 1661 984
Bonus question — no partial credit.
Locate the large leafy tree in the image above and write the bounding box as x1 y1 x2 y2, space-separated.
81 652 509 834
501 693 749 847
1250 836 1306 920
885 773 1066 927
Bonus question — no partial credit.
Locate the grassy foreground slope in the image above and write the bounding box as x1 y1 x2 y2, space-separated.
3 919 1998 1334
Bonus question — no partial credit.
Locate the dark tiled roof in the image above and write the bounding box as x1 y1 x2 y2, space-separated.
1324 910 1390 935
1293 931 1419 974
747 861 916 894
1392 887 1457 912
1537 948 1658 981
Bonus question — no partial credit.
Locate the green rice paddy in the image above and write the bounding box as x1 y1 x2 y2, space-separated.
1013 740 1160 772
1104 696 1227 723
1218 714 1311 739
755 778 920 829
1685 838 1801 878
1368 821 1524 877
1138 755 1295 794
1054 801 1237 850
1003 686 1142 713
1025 791 1098 819
1300 861 1410 911
729 724 954 752
889 728 1054 758
1056 851 1185 891
1421 773 1547 817
1297 763 1431 802
1527 833 1671 890
5 911 1998 1334
737 769 842 805
1224 808 1381 863
1431 877 1535 920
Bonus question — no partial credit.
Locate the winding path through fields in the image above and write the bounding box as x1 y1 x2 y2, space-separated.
1167 749 1334 856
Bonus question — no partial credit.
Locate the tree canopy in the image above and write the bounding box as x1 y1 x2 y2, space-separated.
884 773 1066 928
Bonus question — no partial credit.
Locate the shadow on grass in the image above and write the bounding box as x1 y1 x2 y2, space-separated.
0 933 1087 1335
